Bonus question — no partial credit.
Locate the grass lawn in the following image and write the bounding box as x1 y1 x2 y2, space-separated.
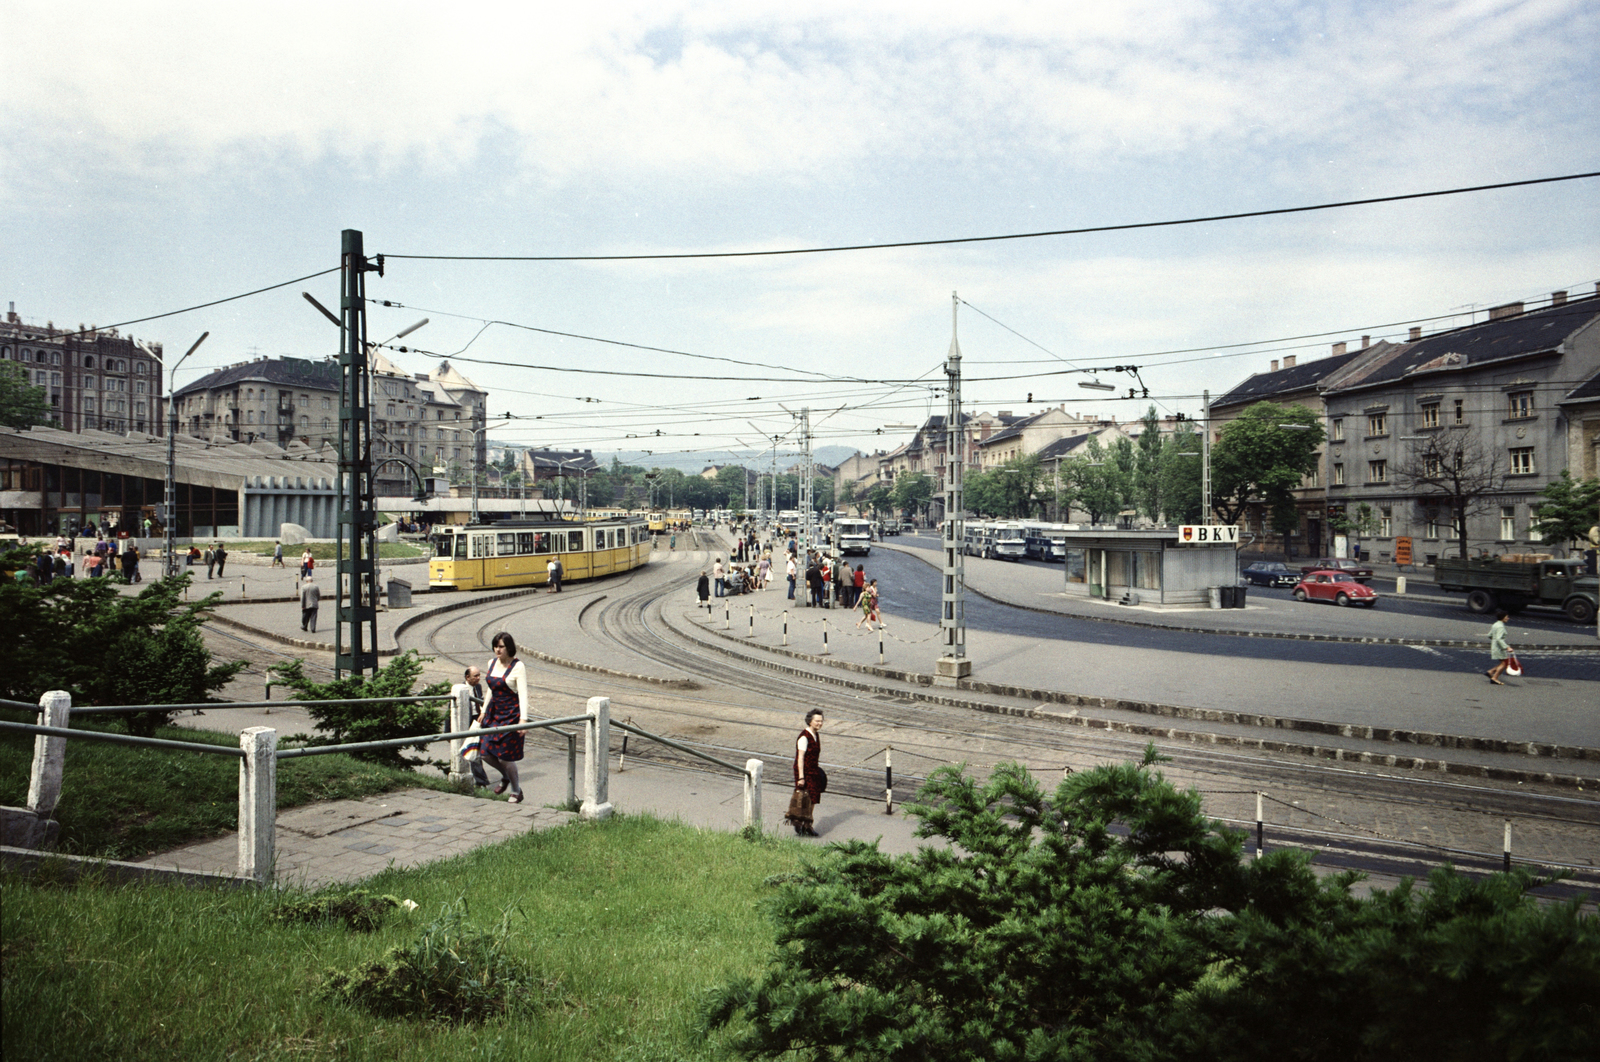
221 540 427 560
2 815 804 1061
0 707 462 859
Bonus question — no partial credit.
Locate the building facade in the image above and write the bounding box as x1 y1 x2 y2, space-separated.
1 306 165 435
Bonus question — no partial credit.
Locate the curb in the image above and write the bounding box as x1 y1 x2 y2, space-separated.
657 603 1600 789
880 544 1599 652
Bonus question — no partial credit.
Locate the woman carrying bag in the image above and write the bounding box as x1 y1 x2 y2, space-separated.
785 709 826 836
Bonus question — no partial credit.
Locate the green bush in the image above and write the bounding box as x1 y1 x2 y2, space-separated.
268 650 446 769
321 896 554 1023
271 888 415 932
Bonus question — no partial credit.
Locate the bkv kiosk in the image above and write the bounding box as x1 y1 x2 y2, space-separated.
1060 525 1242 608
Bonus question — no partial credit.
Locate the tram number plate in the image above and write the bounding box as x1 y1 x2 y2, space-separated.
1176 525 1240 545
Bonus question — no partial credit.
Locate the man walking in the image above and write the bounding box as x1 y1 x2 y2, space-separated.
271 541 285 568
214 542 228 579
713 557 726 597
299 574 321 633
546 556 563 593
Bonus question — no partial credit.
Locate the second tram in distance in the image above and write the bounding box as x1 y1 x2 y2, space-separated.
428 515 651 591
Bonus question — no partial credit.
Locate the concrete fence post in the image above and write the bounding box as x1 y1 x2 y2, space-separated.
744 758 764 829
581 696 614 820
28 690 71 818
238 726 278 885
566 732 578 810
449 684 474 785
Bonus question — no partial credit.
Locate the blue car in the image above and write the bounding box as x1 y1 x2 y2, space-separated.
1242 561 1300 587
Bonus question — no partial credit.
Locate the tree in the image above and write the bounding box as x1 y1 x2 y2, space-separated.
1210 402 1325 526
891 472 932 522
1329 501 1380 561
1134 406 1166 523
267 650 447 770
0 549 245 736
837 479 859 514
0 362 50 430
994 454 1043 518
1160 426 1204 524
1530 470 1600 552
867 483 893 518
1065 436 1128 524
1392 426 1507 558
705 750 1599 1062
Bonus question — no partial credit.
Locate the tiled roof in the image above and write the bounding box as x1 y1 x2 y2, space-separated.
174 357 342 399
1561 369 1600 403
1326 295 1600 394
1214 350 1364 408
1034 432 1096 461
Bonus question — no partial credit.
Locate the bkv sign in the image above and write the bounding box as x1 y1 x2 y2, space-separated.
1177 524 1241 545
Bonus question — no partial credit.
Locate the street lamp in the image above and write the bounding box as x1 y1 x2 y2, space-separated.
164 331 209 577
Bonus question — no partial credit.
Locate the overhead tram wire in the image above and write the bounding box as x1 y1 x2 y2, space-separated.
44 265 342 340
379 172 1599 262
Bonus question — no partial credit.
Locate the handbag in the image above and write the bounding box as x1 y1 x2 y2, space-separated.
1505 652 1523 678
817 768 828 795
785 787 814 824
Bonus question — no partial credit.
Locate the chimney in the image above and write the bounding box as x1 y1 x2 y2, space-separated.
1361 335 1370 348
1489 301 1524 320
1283 355 1296 368
1332 341 1346 356
1551 290 1567 306
1409 326 1422 341
1270 359 1279 371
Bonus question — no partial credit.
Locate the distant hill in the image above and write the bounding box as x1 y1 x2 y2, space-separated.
594 446 862 473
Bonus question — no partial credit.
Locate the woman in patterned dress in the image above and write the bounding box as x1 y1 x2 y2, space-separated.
479 631 531 803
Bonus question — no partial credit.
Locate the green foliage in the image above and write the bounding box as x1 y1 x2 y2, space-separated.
1065 434 1130 523
321 897 553 1024
704 749 1598 1062
0 361 52 430
272 888 412 932
1134 405 1166 522
0 548 244 735
891 472 932 521
267 650 446 769
1531 470 1600 548
866 483 894 518
1161 426 1204 524
1210 402 1324 525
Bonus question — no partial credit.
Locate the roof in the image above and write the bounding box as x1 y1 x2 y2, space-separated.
1213 349 1364 408
174 357 342 399
0 423 337 491
1034 432 1096 461
978 409 1050 448
1326 295 1600 395
1560 368 1600 404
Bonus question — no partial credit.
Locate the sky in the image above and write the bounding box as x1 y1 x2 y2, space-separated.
3 0 1596 469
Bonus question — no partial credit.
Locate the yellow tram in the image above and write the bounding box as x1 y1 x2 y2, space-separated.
428 515 651 591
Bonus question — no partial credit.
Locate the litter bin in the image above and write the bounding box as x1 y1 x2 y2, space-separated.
1208 586 1222 609
1233 584 1248 608
386 577 413 608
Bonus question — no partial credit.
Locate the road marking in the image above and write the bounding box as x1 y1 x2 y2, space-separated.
1405 645 1450 658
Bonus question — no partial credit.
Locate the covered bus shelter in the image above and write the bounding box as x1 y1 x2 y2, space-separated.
1059 527 1241 608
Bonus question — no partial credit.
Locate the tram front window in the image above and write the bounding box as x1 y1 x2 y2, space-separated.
432 534 453 558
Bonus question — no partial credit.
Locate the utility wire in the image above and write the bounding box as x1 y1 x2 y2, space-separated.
380 172 1599 262
40 266 341 340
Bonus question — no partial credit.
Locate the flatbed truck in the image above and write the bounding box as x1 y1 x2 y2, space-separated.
1433 556 1597 623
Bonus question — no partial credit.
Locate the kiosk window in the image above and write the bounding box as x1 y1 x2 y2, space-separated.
1064 549 1087 584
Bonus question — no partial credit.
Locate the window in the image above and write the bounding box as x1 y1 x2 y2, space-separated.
1330 418 1344 441
84 398 95 413
1304 467 1319 488
1367 460 1387 483
50 352 61 365
1509 447 1535 475
135 380 146 394
1500 506 1516 540
1366 412 1387 436
298 394 309 407
387 404 396 416
299 415 309 427
321 397 331 409
1332 463 1345 485
136 362 146 374
1507 391 1534 419
1419 403 1439 429
321 418 329 431
50 372 61 386
83 355 93 368
1453 398 1464 424
1379 506 1392 537
1425 513 1440 539
246 410 254 424
1424 453 1442 476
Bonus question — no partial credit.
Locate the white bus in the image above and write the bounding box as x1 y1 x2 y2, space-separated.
992 522 1027 561
835 518 873 555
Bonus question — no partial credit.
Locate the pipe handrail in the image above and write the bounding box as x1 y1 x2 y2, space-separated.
71 693 456 715
1 697 42 711
0 719 245 757
276 713 592 760
612 719 752 778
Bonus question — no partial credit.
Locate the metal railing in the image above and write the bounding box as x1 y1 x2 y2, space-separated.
2 688 765 886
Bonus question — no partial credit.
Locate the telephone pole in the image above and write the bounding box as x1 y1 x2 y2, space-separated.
335 229 381 679
935 292 970 686
799 407 814 552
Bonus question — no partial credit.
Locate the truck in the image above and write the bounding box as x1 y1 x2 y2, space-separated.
1433 555 1598 623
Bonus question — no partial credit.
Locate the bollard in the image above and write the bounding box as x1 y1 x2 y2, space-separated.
566 732 577 810
29 691 72 819
748 603 755 638
1503 819 1512 872
238 726 278 885
619 729 629 773
240 576 246 601
1396 575 1407 595
783 610 789 646
822 618 830 655
885 746 894 814
744 758 764 830
879 628 885 665
581 696 614 820
725 600 731 630
1255 792 1264 859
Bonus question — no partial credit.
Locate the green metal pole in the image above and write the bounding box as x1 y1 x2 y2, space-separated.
337 229 380 678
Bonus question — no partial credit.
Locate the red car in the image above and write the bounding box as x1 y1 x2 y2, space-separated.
1294 570 1379 607
1299 557 1374 582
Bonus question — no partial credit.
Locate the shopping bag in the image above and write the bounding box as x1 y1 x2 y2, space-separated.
1505 652 1523 678
784 788 814 825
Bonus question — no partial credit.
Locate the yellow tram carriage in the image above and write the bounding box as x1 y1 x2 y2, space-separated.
428 515 651 591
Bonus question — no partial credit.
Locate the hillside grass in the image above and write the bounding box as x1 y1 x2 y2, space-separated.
2 814 802 1061
0 707 462 859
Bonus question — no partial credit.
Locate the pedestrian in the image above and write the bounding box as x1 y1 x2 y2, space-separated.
546 556 563 593
757 553 770 591
186 545 200 566
1485 609 1513 685
461 667 492 788
53 552 68 581
127 543 141 583
786 553 798 600
85 551 103 578
299 574 321 632
820 559 832 608
35 551 53 584
852 564 865 609
713 557 726 597
205 545 216 579
301 547 315 579
856 578 883 631
271 541 285 568
214 542 228 578
805 556 824 607
784 708 826 837
697 570 711 611
478 631 530 803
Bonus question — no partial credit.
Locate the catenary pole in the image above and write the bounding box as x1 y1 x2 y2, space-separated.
336 229 381 679
936 292 970 685
163 331 208 577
